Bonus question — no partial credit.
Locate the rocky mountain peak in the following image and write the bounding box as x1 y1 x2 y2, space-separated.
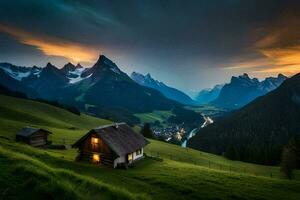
45 62 57 70
145 73 152 79
76 63 83 68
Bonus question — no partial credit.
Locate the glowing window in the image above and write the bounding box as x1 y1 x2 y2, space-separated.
92 154 100 162
128 153 133 161
91 137 99 144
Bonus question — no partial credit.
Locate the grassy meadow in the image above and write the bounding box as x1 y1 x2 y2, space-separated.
134 110 173 127
0 95 300 200
184 104 227 118
0 95 111 143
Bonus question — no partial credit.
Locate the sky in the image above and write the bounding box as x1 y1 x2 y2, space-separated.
1 0 300 96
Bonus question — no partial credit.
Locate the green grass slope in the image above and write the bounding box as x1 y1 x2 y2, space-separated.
0 143 146 200
146 139 300 179
0 95 300 200
1 139 300 200
0 95 111 143
134 110 173 126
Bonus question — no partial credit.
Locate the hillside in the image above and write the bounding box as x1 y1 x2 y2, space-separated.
189 73 300 165
1 137 300 200
0 142 145 200
0 95 300 199
0 95 111 143
0 57 182 125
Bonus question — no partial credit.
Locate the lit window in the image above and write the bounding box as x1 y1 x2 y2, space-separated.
128 153 133 161
91 137 99 151
91 137 99 144
92 154 100 163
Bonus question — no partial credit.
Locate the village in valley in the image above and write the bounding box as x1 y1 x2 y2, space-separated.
152 124 186 142
1 1 300 199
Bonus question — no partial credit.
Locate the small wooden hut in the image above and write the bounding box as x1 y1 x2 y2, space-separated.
72 123 149 168
16 127 52 147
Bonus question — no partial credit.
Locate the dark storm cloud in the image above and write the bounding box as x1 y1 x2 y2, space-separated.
0 0 300 93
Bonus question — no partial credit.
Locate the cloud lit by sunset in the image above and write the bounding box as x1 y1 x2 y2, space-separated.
1 0 300 90
224 13 300 78
256 46 300 74
0 24 98 64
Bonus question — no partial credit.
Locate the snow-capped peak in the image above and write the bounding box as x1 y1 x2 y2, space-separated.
0 63 41 81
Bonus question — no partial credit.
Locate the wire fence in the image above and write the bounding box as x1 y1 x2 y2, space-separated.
145 150 287 179
49 138 298 180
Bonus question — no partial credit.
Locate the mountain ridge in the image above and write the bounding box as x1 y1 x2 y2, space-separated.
131 71 195 105
0 55 181 124
195 84 223 104
212 73 287 109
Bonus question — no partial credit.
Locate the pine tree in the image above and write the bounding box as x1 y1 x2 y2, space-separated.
141 123 155 139
280 139 298 179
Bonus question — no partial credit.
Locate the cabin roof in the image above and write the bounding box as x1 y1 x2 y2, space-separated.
72 123 149 156
16 127 52 138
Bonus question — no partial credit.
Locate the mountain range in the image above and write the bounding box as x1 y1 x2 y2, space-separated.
0 55 182 124
130 72 195 105
188 72 300 165
194 84 223 104
212 73 287 110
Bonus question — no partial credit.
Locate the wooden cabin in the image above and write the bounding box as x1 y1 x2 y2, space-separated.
16 127 52 147
72 123 149 168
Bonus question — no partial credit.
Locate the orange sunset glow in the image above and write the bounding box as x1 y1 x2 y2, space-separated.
0 24 99 63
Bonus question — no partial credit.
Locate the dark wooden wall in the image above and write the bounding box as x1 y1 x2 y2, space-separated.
77 132 116 166
16 130 49 147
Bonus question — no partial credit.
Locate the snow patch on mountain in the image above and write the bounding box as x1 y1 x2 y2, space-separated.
0 64 39 81
103 59 121 74
68 68 91 84
32 68 42 78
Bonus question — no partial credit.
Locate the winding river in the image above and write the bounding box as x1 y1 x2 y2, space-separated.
181 115 213 148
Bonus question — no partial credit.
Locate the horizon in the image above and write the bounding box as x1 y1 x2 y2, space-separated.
0 53 289 98
1 0 300 93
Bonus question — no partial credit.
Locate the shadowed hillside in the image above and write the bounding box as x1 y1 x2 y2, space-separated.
189 73 300 165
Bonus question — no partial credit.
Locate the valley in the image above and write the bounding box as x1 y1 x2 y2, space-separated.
0 95 299 200
1 2 300 199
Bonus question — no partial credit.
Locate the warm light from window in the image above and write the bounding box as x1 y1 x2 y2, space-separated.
128 153 133 161
92 137 99 144
92 154 100 162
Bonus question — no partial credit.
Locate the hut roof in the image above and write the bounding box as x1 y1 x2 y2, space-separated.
16 127 52 138
72 123 149 156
